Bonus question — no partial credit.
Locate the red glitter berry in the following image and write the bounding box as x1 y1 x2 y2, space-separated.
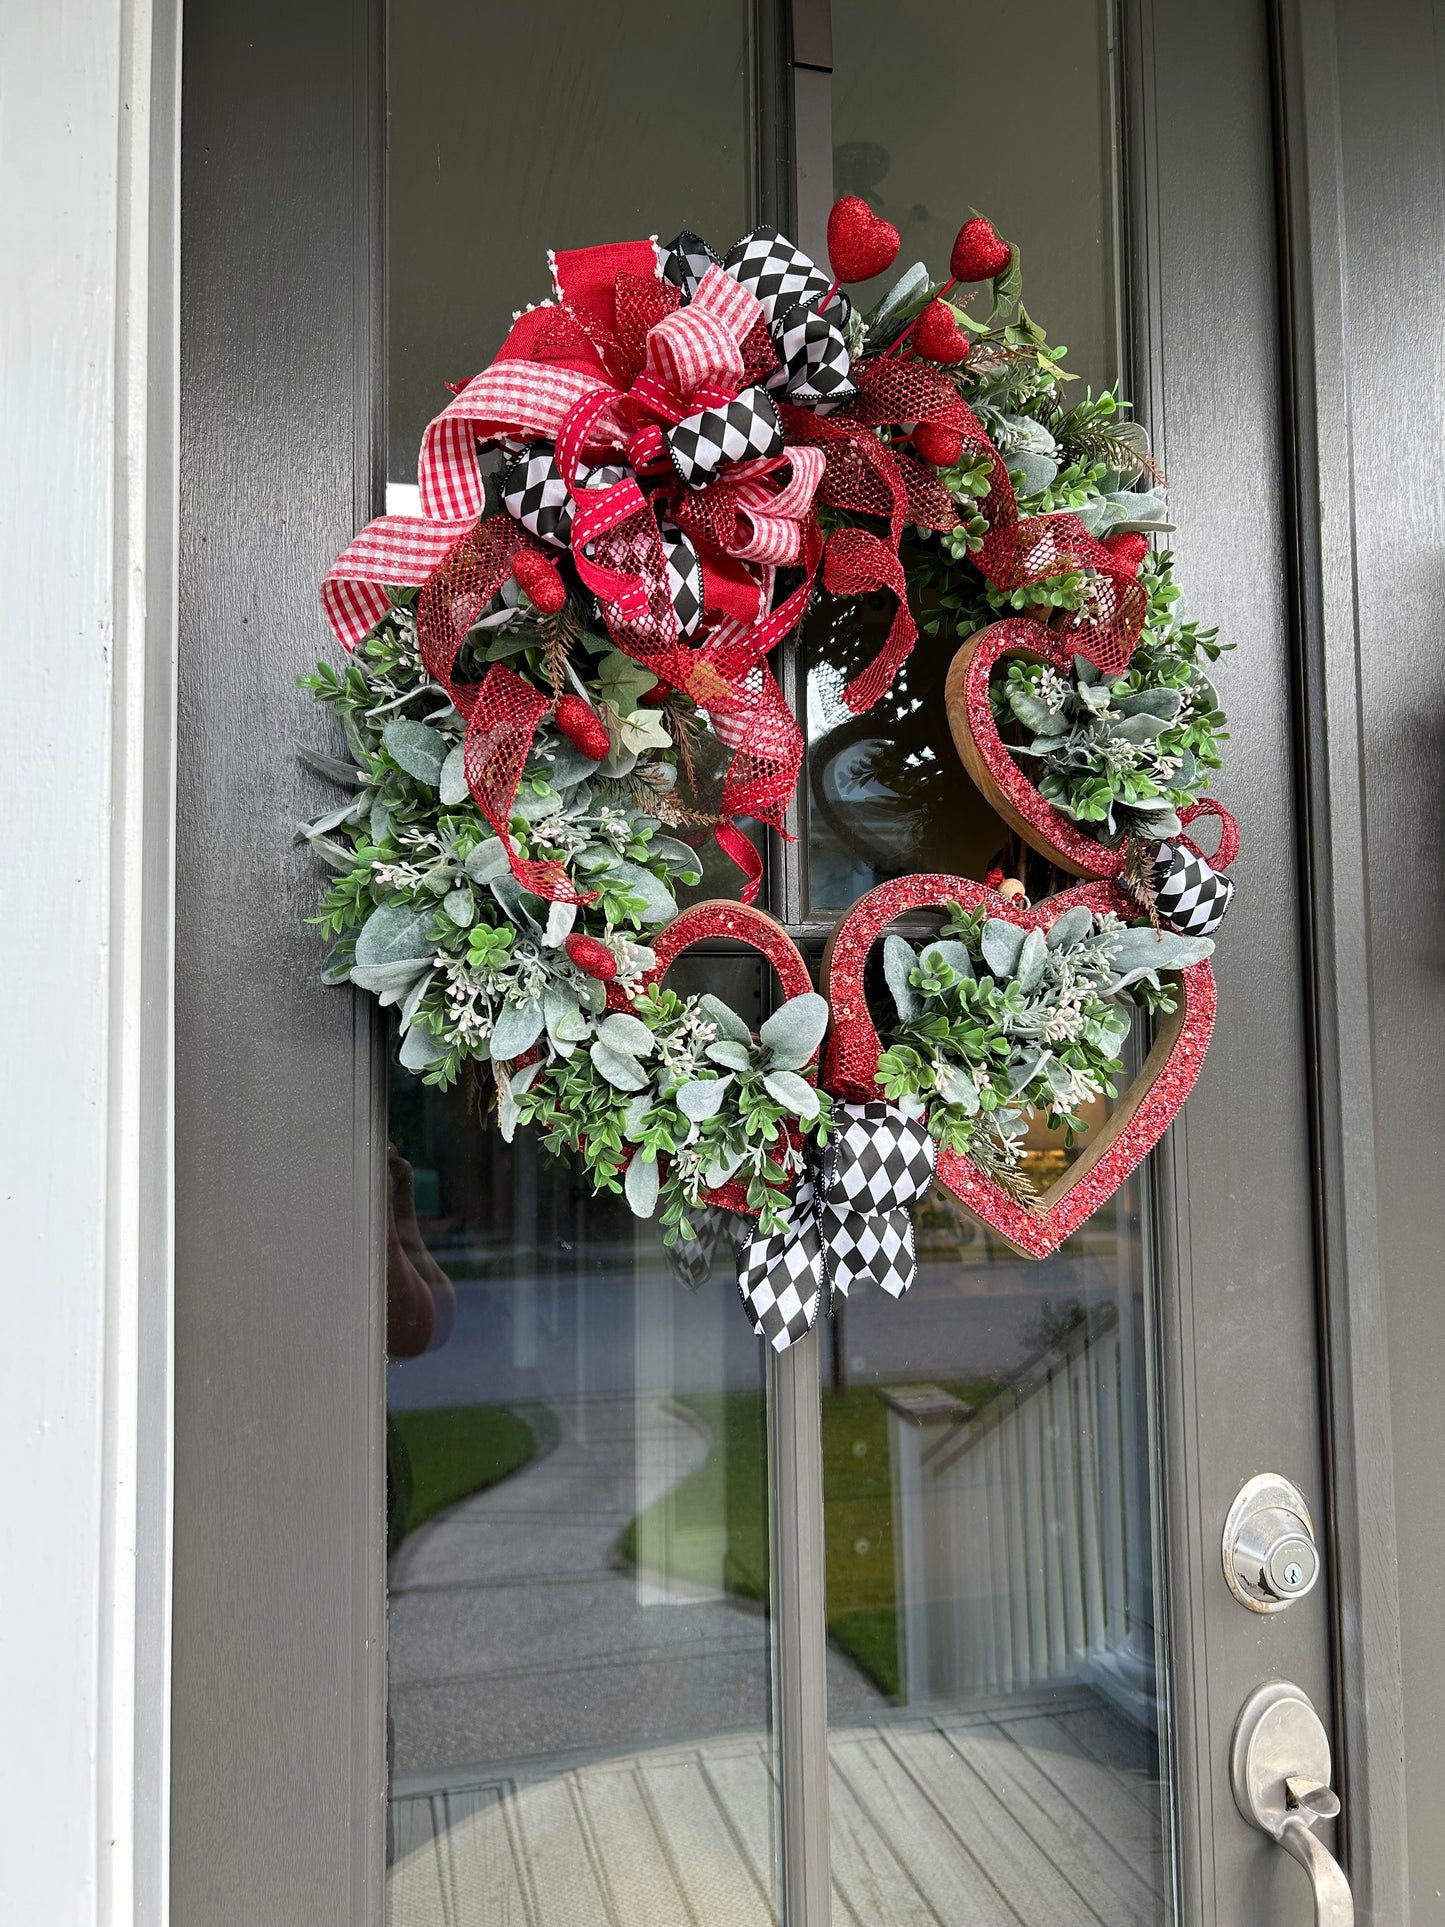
910 420 965 467
513 549 567 613
826 195 901 284
553 694 611 762
565 934 619 981
912 300 971 365
950 216 1012 283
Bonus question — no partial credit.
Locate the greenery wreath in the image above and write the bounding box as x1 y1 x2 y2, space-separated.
301 204 1228 1254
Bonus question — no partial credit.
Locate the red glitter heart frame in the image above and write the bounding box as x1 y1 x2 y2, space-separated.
819 873 1217 1258
945 617 1131 878
608 900 818 1217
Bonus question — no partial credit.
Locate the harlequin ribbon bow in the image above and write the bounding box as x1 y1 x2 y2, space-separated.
735 1102 938 1352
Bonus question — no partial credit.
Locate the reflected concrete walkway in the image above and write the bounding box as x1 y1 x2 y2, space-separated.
389 1394 884 1775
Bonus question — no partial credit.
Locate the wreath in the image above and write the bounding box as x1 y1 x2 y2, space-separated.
301 199 1237 1348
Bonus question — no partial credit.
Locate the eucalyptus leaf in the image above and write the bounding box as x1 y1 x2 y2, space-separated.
488 875 542 932
511 784 563 823
598 1011 657 1058
349 958 431 999
590 1041 648 1091
543 983 589 1056
1015 927 1048 993
489 998 546 1061
398 1023 448 1071
705 1039 753 1073
543 899 578 948
299 747 365 787
624 1152 660 1218
369 795 391 844
465 838 511 884
762 1070 820 1120
981 918 1028 979
621 1094 654 1142
439 742 470 806
758 992 829 1071
605 859 677 925
677 1076 733 1121
382 718 448 786
650 835 704 879
699 994 753 1045
920 939 974 981
498 1061 541 1143
355 901 434 966
442 887 476 928
1045 905 1095 950
883 936 921 1021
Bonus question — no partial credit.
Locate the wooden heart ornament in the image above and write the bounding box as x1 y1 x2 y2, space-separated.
945 617 1129 878
820 874 1217 1257
609 900 817 1216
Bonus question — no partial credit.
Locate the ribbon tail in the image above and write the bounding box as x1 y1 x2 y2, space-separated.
735 1178 824 1351
463 665 596 905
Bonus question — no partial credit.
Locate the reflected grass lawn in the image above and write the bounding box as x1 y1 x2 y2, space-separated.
619 1382 994 1699
388 1402 557 1551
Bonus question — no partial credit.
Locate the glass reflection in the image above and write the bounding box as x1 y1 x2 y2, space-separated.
807 593 1017 911
819 1164 1172 1923
385 953 781 1924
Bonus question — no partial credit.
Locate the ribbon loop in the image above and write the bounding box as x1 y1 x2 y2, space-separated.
736 1102 938 1350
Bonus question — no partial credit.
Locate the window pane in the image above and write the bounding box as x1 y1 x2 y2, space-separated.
821 8 1173 1920
384 0 779 1911
387 2 760 483
810 0 1120 915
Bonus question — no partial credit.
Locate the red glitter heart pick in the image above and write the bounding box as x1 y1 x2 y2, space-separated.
945 618 1130 878
910 420 965 467
821 873 1217 1259
826 195 901 284
950 216 1012 283
513 548 567 613
607 901 818 1217
912 299 971 364
1104 531 1151 574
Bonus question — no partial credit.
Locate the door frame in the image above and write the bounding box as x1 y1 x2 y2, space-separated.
168 3 1411 1924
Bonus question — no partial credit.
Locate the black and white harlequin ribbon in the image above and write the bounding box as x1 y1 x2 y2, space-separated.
1152 840 1235 936
502 444 706 635
661 226 856 411
666 386 785 488
736 1102 938 1353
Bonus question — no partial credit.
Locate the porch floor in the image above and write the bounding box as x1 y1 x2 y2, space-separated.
386 1685 1166 1927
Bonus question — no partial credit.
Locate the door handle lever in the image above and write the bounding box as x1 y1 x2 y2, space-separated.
1232 1682 1354 1926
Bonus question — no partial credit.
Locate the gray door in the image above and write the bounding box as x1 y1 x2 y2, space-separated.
172 3 1405 1923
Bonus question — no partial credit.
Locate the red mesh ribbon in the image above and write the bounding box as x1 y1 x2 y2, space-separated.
788 354 1150 689
413 516 595 904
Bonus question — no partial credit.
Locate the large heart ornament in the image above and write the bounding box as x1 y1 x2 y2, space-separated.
609 900 817 1216
945 617 1129 878
820 874 1217 1258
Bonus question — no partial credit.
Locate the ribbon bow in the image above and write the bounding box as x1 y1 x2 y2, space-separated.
736 1102 938 1351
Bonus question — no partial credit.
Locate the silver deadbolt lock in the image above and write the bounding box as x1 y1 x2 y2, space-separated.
1223 1474 1320 1612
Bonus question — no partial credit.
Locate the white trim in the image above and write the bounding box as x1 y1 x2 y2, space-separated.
0 2 179 1921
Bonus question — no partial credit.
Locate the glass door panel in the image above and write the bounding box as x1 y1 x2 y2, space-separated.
811 0 1121 916
383 7 779 1919
385 952 781 1924
819 7 1173 1922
